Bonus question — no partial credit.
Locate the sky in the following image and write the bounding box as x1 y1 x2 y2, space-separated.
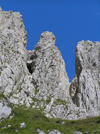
0 0 100 82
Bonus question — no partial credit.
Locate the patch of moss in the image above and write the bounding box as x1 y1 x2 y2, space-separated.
0 93 8 103
46 98 51 104
4 66 7 68
8 27 11 29
55 99 68 109
32 97 39 102
35 89 39 94
98 82 100 87
9 92 13 97
12 50 15 53
18 86 22 92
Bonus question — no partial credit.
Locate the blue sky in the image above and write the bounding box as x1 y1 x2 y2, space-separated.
1 0 100 82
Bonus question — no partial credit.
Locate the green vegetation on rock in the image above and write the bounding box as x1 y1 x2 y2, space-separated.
0 106 100 134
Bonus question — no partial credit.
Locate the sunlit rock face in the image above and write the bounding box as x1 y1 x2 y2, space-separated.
0 8 100 120
0 7 35 115
0 8 71 120
27 31 72 119
28 31 70 100
70 40 100 117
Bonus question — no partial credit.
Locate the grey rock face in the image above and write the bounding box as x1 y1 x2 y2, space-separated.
70 40 100 117
1 8 100 120
27 31 71 118
0 8 35 107
28 31 69 100
0 8 71 120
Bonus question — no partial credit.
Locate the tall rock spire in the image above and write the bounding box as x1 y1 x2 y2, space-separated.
28 31 70 101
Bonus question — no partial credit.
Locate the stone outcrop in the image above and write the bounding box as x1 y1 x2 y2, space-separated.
70 40 100 117
27 31 69 101
0 7 36 117
0 8 72 119
0 8 100 120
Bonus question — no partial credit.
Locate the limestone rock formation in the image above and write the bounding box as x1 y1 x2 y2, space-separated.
34 32 69 98
70 40 100 117
0 8 100 120
0 8 72 119
27 31 69 101
27 31 70 107
0 8 35 119
27 32 72 119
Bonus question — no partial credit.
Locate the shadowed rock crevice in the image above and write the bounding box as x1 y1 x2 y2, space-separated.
27 62 33 74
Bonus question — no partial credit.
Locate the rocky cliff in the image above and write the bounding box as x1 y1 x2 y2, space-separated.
70 40 100 116
0 8 100 120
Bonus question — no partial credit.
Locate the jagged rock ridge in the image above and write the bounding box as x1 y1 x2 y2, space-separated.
0 8 100 120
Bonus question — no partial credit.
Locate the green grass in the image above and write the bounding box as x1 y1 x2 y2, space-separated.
0 106 100 134
35 89 39 94
55 99 68 108
98 82 100 87
0 94 8 102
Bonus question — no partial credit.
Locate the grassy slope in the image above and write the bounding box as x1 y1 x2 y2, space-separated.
0 106 100 134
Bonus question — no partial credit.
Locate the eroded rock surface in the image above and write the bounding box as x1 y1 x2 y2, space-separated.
0 8 100 120
0 8 35 110
0 8 72 119
70 40 100 117
27 31 73 119
28 31 69 101
27 32 87 120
